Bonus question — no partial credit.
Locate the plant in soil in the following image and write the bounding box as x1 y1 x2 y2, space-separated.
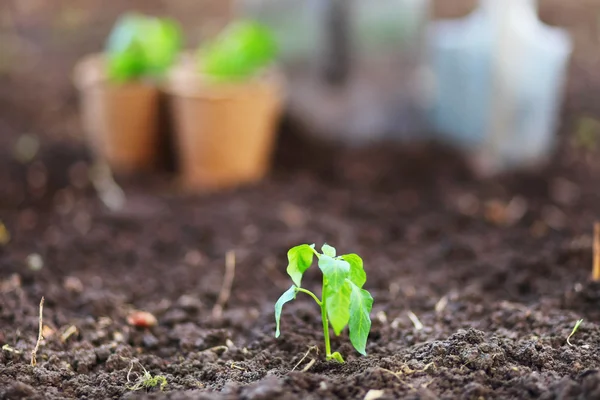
567 319 584 346
126 360 168 392
197 20 277 82
105 13 182 82
275 244 373 363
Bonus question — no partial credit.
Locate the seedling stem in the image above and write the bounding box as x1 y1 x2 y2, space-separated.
295 288 321 305
567 319 583 346
212 250 236 319
31 296 44 367
321 285 332 359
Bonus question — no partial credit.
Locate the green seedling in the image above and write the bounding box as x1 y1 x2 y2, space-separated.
275 244 373 363
105 13 182 82
127 360 167 391
198 20 277 82
567 318 583 346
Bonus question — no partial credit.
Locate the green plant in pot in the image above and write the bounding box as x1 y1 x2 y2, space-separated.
74 13 182 173
167 20 285 191
197 20 277 82
106 13 182 82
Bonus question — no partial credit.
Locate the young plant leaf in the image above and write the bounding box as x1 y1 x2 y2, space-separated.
326 280 351 336
198 20 277 82
274 285 297 338
348 281 373 355
318 255 350 292
328 351 345 363
342 254 366 288
321 244 336 257
286 244 315 287
105 13 181 82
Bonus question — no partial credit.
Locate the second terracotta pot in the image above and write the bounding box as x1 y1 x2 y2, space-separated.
166 56 285 191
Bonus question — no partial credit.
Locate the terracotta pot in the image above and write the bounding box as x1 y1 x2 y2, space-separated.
166 56 285 191
73 54 162 173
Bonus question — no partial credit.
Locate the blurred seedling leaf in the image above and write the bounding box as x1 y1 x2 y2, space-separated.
106 13 182 82
198 20 278 82
567 319 583 346
275 243 373 362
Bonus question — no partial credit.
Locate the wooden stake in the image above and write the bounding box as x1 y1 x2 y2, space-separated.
31 296 44 366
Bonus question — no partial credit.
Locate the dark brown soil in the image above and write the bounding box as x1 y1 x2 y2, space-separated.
3 1 600 399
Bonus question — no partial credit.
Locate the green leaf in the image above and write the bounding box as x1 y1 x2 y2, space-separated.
348 281 373 355
198 20 277 82
105 13 147 81
318 255 350 292
105 13 182 82
286 244 315 287
274 285 297 338
326 280 351 336
321 244 336 257
140 17 182 75
327 351 345 363
341 254 366 288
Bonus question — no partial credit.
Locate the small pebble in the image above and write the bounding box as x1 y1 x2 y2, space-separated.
63 276 83 293
127 311 157 328
364 389 385 400
26 253 43 271
113 332 125 343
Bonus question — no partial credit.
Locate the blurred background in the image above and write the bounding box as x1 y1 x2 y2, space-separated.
1 0 600 194
0 0 598 139
0 0 231 145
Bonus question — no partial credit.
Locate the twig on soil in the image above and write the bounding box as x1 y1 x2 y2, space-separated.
435 295 448 314
567 319 584 346
206 345 229 354
291 345 319 373
126 360 167 391
407 311 423 331
402 362 436 375
301 358 316 372
30 296 44 367
377 367 403 382
229 362 246 371
593 223 600 281
60 325 78 343
378 368 415 390
212 251 236 320
2 344 22 354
